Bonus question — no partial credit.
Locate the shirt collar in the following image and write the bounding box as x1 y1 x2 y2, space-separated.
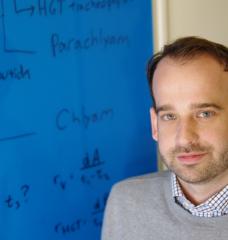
171 173 228 217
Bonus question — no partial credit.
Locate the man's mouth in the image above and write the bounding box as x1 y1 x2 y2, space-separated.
176 152 207 165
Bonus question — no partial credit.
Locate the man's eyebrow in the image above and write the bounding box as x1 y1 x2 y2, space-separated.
190 103 223 110
155 105 174 113
155 103 223 114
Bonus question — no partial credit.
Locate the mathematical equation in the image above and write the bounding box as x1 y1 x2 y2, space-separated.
3 182 108 236
4 184 30 210
53 148 110 189
81 148 110 185
54 192 108 235
51 148 110 236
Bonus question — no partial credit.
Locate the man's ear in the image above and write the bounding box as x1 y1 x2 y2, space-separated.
150 107 158 141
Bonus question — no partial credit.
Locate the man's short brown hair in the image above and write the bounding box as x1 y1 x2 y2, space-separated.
147 36 228 106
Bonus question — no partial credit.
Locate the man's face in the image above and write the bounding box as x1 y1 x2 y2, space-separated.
151 55 228 185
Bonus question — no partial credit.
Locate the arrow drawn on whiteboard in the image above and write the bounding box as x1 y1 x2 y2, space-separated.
0 0 36 54
13 0 35 16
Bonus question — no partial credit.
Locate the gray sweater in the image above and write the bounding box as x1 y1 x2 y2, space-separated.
102 171 228 240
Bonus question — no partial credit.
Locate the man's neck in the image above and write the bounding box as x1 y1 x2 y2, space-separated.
177 170 228 205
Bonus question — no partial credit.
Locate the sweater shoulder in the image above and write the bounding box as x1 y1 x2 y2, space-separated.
114 170 170 187
110 170 171 198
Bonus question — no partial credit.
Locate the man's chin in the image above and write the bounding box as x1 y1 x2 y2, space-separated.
172 168 213 185
165 163 207 184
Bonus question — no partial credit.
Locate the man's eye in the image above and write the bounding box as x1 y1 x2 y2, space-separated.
197 111 215 118
160 113 176 121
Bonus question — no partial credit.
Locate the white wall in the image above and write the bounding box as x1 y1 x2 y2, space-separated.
153 0 228 52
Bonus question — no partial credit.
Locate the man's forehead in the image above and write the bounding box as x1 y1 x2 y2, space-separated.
153 54 226 85
153 57 186 85
152 54 228 109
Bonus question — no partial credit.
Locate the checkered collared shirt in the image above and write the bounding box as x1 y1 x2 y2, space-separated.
171 173 228 217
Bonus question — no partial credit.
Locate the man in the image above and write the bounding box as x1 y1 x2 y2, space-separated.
102 37 228 240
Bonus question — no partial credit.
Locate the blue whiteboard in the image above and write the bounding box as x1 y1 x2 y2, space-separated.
0 1 156 239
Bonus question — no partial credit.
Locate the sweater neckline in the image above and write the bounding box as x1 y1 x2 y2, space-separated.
163 171 228 226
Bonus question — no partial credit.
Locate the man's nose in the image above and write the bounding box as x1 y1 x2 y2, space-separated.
175 118 199 146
